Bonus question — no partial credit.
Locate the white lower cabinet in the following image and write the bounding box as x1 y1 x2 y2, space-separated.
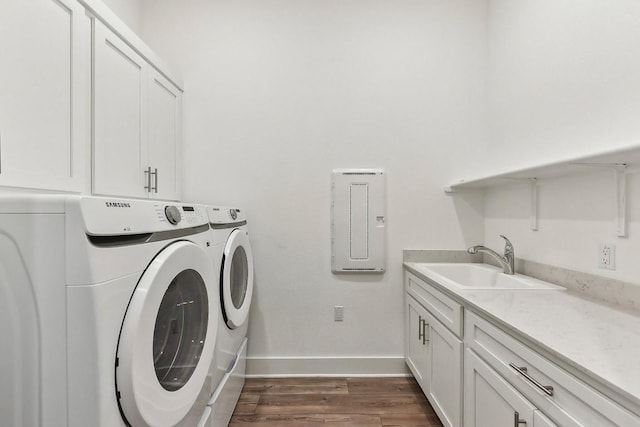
428 311 463 427
404 267 640 427
465 310 640 427
406 293 462 427
465 348 556 427
406 295 429 386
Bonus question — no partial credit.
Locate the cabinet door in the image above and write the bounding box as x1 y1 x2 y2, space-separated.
93 20 148 198
426 310 462 427
465 348 538 427
406 296 429 389
148 69 181 201
0 0 89 191
534 411 558 427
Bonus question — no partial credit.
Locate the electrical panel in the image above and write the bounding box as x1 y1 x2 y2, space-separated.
331 169 385 274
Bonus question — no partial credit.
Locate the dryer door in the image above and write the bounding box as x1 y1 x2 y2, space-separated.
116 241 217 427
221 229 254 329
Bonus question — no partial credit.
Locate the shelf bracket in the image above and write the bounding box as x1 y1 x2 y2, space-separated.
529 178 538 231
615 165 627 238
571 162 630 238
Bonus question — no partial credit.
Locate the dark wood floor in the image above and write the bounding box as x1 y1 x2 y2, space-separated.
229 377 444 426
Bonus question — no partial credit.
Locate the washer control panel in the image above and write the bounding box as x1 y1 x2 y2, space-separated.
207 205 247 225
156 204 207 226
80 197 208 235
179 205 206 225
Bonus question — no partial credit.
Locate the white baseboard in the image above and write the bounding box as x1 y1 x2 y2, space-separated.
245 356 410 378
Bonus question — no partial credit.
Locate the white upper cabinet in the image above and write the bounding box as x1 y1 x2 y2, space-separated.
93 21 147 198
92 19 182 201
0 0 182 198
147 70 181 200
0 0 90 191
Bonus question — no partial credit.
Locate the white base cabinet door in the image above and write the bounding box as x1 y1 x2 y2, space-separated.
0 0 90 192
406 295 462 427
406 295 429 387
427 311 463 427
465 349 557 427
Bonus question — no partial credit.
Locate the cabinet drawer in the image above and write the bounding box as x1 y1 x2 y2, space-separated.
405 271 463 338
466 310 640 426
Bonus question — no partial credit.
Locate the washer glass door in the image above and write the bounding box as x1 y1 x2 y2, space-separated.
116 240 217 427
221 229 254 329
153 268 208 391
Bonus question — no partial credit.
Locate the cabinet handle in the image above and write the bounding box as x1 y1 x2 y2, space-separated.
418 315 424 341
509 363 554 396
151 168 158 193
513 412 526 426
144 166 152 192
422 320 429 344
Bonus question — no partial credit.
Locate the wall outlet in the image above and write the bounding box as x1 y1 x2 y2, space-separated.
334 306 344 322
598 244 616 270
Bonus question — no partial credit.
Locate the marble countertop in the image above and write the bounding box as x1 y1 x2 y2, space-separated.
404 261 640 411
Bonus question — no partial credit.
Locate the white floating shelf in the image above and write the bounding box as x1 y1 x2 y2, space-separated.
445 145 640 192
444 145 640 237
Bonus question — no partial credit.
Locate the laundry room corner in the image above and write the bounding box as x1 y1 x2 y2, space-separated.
138 0 490 377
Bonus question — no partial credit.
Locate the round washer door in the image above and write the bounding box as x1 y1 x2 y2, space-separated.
221 229 254 329
116 240 218 427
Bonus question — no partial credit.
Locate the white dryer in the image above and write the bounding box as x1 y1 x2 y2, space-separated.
205 206 254 427
0 194 218 427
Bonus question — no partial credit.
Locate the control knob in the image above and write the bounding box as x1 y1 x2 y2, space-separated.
165 206 181 225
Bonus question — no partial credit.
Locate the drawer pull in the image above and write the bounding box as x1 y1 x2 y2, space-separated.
509 363 554 396
418 315 424 341
513 412 526 426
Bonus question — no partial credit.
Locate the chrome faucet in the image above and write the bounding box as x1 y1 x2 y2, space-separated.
467 235 515 275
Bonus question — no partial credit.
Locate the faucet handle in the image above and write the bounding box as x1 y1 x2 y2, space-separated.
499 235 514 255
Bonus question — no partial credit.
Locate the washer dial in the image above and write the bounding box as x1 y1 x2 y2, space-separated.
165 206 181 225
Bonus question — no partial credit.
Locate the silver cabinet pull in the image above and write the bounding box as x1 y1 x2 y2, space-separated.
151 168 158 193
144 166 152 192
418 315 424 341
422 320 429 344
509 363 554 396
513 412 526 426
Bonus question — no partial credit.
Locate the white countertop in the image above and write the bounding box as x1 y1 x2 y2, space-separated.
404 261 640 410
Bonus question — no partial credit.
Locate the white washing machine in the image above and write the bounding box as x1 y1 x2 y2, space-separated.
0 194 219 427
205 206 254 427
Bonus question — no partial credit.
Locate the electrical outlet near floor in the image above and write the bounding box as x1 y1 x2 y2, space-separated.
334 306 344 322
598 244 616 270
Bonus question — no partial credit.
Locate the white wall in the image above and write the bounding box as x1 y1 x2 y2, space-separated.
486 0 640 170
101 0 143 33
482 0 640 284
140 0 488 372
